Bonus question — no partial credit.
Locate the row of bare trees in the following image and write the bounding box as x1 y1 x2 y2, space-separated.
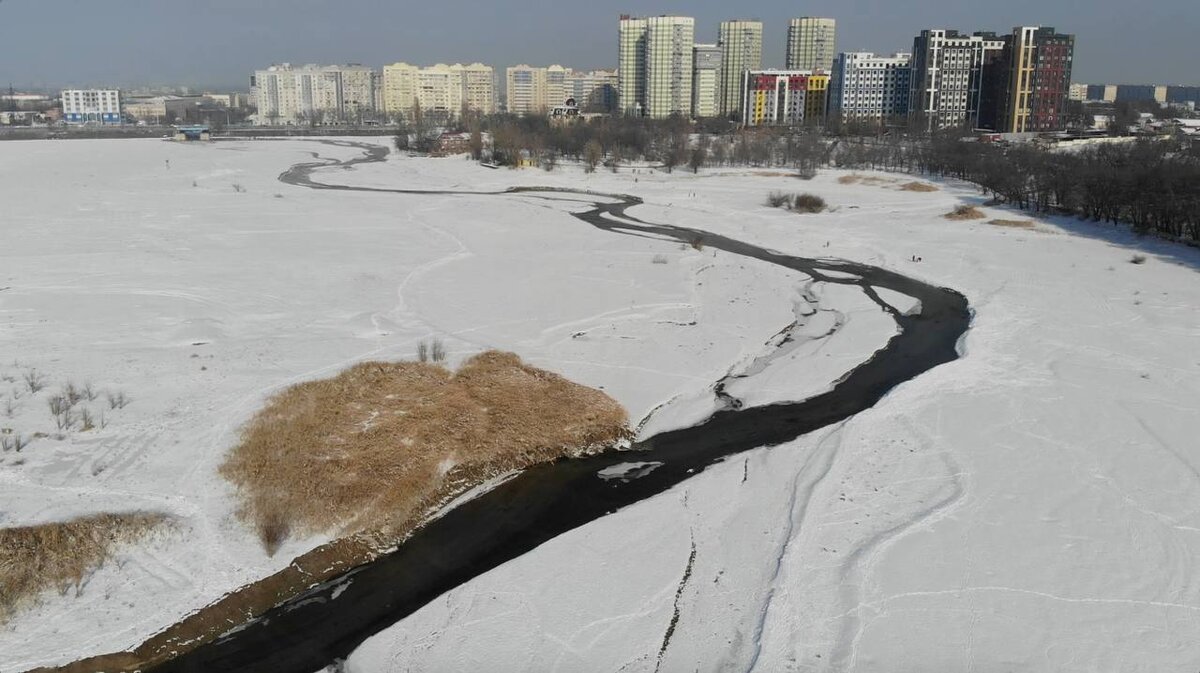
394 113 1200 244
909 135 1200 242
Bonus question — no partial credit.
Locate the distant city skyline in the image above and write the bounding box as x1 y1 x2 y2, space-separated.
0 0 1196 91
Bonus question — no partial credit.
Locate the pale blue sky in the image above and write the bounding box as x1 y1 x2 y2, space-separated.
0 0 1193 91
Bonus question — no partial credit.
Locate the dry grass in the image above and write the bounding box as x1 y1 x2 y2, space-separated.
0 512 167 625
838 174 894 186
988 218 1035 228
945 205 986 221
220 351 630 554
900 181 938 192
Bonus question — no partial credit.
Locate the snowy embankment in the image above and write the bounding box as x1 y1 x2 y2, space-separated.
1 138 1197 672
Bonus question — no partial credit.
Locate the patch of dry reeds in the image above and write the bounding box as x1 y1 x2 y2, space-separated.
945 205 986 221
900 181 938 192
838 174 894 186
988 219 1034 228
220 351 630 554
0 512 167 624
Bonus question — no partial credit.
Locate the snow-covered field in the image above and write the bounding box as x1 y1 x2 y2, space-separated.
2 138 1198 672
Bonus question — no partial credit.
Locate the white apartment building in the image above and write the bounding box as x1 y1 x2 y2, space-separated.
506 64 549 115
381 62 495 119
456 63 497 115
828 52 912 122
619 15 694 118
507 65 614 115
718 20 762 117
618 15 649 115
567 69 618 112
62 89 122 124
1068 82 1088 101
692 44 722 118
646 16 695 118
252 64 379 125
786 18 837 71
908 29 1005 130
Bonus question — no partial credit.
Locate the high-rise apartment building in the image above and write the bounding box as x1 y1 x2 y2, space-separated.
380 62 495 119
644 16 695 118
506 64 549 115
382 62 420 117
566 69 618 112
908 30 1005 131
1068 83 1088 101
339 65 380 121
619 15 695 118
61 89 122 124
253 64 379 125
618 15 649 115
993 26 1075 132
692 44 722 118
740 70 829 127
786 18 837 71
828 52 912 122
718 20 763 117
455 63 497 115
507 65 607 115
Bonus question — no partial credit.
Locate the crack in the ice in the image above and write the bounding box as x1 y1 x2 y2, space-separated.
654 536 697 672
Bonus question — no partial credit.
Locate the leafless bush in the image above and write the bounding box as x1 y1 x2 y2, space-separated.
430 339 447 364
416 341 429 363
651 254 669 264
105 391 129 410
790 193 827 214
766 191 792 208
794 167 818 180
3 397 14 418
80 408 95 432
232 183 246 193
63 383 83 407
48 394 71 420
82 383 98 402
23 369 45 394
1130 254 1147 265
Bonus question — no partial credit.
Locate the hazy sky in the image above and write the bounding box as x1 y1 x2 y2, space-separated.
0 0 1194 91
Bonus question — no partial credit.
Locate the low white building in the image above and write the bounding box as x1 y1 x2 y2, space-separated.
61 89 122 124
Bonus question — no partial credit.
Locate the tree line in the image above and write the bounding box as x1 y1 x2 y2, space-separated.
911 134 1200 243
395 115 1200 244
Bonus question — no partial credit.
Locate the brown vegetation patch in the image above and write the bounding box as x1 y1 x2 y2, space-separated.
988 219 1035 229
220 351 630 554
0 512 167 625
34 353 629 673
838 174 894 186
945 205 986 221
900 181 938 193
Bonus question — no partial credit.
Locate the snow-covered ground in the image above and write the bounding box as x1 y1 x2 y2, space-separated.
2 138 1198 672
